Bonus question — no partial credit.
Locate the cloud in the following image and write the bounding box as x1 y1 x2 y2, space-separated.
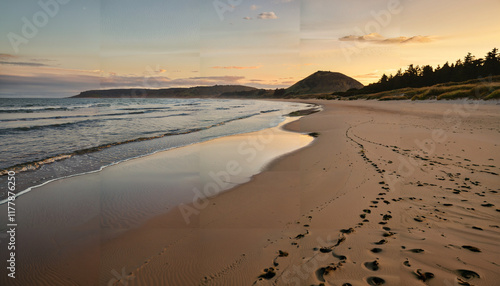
211 65 261 70
250 5 260 10
258 12 278 19
355 72 380 79
0 54 55 67
243 16 252 20
99 74 165 87
0 61 51 67
339 33 385 42
2 61 314 97
0 73 101 97
188 76 244 81
0 53 16 60
81 74 247 89
339 33 433 44
385 35 433 44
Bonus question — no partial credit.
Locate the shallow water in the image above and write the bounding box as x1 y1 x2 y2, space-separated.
0 98 312 201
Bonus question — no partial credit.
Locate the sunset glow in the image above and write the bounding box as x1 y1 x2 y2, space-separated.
1 0 499 97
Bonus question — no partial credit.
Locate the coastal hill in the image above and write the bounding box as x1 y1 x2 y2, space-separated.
284 71 364 95
71 85 257 98
70 71 364 98
219 71 364 98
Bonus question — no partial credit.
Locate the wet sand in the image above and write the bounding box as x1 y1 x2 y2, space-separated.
0 117 313 285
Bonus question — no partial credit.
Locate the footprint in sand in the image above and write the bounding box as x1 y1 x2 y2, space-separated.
319 247 332 253
295 230 309 239
340 228 355 234
331 250 347 261
315 265 340 282
462 245 481 252
456 269 480 280
364 260 380 271
366 276 385 285
333 237 346 247
414 269 435 282
481 203 494 207
278 250 288 257
414 217 425 222
383 232 395 237
258 268 276 279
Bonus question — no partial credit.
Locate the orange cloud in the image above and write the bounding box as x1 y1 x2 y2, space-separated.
355 72 380 79
339 33 434 44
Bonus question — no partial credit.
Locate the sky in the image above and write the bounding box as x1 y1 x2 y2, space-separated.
0 0 499 97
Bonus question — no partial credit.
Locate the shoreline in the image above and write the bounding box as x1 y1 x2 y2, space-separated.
2 100 499 285
0 100 317 205
0 111 315 286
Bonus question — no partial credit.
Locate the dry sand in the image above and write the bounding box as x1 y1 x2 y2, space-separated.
2 100 500 286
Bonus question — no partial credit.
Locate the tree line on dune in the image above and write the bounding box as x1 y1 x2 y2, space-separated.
340 48 500 96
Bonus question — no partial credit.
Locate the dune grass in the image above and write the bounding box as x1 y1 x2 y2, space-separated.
350 76 500 101
436 89 473 100
485 89 500 100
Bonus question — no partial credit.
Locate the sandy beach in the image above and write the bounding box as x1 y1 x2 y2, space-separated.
3 0 499 285
2 100 500 286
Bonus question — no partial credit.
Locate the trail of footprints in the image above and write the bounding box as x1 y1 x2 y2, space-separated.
253 125 396 285
350 126 500 176
251 121 495 286
349 122 495 284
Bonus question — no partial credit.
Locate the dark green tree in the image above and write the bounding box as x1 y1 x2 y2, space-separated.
484 48 500 75
343 48 500 97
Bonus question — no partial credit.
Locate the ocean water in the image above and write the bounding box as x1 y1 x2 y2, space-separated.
0 98 311 202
